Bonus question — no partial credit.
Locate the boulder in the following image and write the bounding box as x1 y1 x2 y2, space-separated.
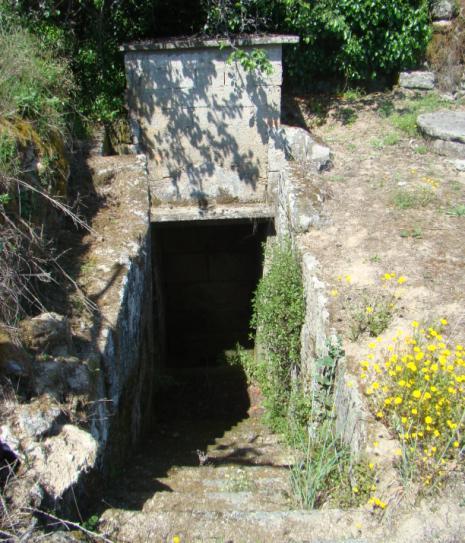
35 424 98 502
399 71 436 90
32 357 91 400
431 0 457 20
20 313 72 356
418 111 465 158
281 126 332 171
418 110 465 142
14 396 62 439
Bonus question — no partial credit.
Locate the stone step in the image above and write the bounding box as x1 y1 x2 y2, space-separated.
141 489 292 513
99 508 376 543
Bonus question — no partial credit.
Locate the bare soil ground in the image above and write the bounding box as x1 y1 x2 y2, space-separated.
286 90 465 367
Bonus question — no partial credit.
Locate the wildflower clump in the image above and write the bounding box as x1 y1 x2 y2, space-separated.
334 271 408 340
360 320 464 485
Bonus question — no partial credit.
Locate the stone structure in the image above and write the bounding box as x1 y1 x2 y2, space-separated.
121 36 298 204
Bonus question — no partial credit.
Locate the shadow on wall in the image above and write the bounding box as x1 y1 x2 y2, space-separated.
124 45 290 202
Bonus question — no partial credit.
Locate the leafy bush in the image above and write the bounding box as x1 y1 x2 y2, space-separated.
250 239 305 427
284 0 431 84
205 0 432 84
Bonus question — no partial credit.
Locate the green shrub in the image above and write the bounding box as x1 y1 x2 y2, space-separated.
250 239 305 428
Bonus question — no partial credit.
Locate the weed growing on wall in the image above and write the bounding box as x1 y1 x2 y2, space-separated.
360 320 465 489
250 238 305 429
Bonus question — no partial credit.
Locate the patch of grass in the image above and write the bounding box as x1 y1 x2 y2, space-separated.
377 98 395 118
400 226 423 239
383 132 401 146
346 273 406 341
337 107 358 125
328 174 345 183
371 138 384 150
341 88 363 101
414 144 428 155
392 187 436 209
446 204 465 217
369 255 381 263
390 92 450 137
371 132 401 149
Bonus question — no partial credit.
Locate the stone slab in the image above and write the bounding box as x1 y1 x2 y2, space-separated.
121 34 299 52
151 204 274 222
417 110 465 143
399 71 436 90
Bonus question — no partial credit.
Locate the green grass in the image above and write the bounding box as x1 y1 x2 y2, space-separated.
392 187 436 209
389 92 450 137
400 226 423 239
446 203 465 217
371 132 401 149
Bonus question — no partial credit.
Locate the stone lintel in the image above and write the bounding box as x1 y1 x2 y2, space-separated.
121 34 299 52
151 204 274 223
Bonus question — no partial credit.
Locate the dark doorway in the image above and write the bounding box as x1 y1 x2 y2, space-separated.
152 218 272 370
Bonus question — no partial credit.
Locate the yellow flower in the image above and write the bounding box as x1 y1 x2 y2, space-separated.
330 289 339 297
366 306 374 314
369 462 375 470
412 321 419 328
173 537 181 543
453 441 460 448
353 486 359 493
397 276 407 284
440 319 448 326
376 411 383 418
412 390 421 399
425 416 433 424
373 441 379 448
394 448 402 456
394 397 403 405
345 275 352 283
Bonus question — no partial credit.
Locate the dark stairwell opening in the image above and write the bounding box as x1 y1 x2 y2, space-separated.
151 217 273 420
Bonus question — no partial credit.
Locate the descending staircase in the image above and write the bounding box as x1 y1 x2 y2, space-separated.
97 367 371 543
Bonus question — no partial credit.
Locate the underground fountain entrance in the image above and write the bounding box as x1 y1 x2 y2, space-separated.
96 216 297 533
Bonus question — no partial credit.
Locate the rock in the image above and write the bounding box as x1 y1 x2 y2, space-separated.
281 126 332 171
417 111 465 158
417 109 465 157
14 396 62 439
32 358 91 399
36 424 98 501
0 328 32 379
449 158 465 171
431 0 456 20
399 71 436 90
20 313 72 356
418 111 465 143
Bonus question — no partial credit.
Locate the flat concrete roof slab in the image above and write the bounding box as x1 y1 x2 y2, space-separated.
121 34 299 52
417 110 465 143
